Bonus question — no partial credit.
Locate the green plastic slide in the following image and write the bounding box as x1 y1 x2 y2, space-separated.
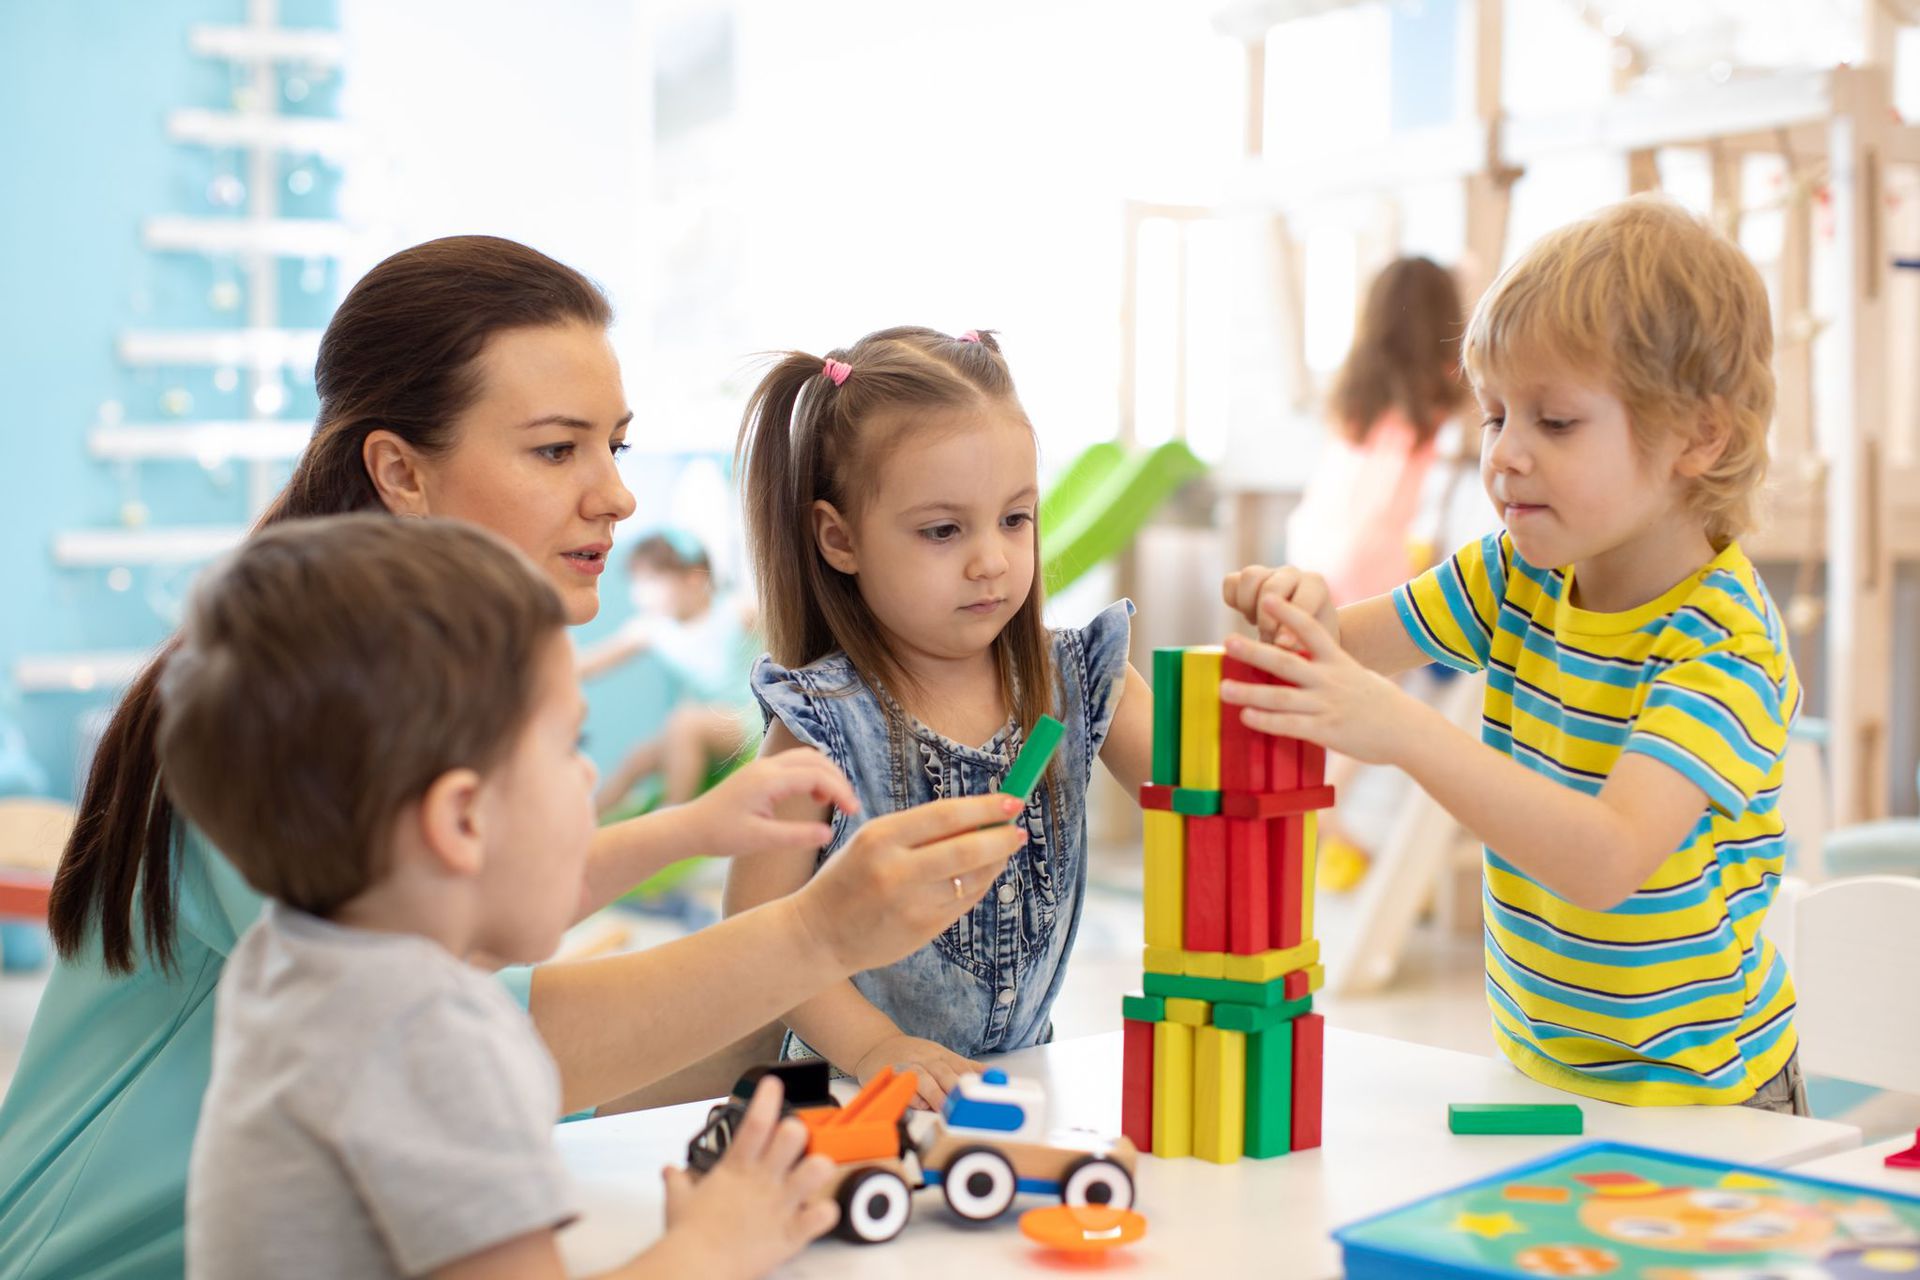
1041 439 1207 593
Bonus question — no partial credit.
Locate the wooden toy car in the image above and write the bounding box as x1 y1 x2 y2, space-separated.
685 1062 1138 1245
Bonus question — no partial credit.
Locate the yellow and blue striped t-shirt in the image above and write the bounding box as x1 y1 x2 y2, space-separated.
1393 532 1800 1105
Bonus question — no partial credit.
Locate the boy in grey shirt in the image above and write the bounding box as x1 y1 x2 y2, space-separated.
162 517 855 1280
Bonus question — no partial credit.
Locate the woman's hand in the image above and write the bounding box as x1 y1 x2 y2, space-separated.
682 748 859 858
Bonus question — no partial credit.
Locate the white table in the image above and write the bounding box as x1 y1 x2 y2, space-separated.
555 1029 1861 1279
1789 1131 1920 1197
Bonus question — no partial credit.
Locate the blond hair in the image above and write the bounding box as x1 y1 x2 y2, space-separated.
1463 197 1774 546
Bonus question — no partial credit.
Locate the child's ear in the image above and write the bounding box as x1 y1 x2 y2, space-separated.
1675 400 1734 479
363 430 431 517
812 500 859 575
417 768 487 877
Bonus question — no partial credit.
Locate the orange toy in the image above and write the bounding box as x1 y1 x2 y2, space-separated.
1019 1204 1148 1254
798 1067 918 1163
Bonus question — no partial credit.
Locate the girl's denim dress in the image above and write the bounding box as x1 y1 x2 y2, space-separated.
750 600 1132 1061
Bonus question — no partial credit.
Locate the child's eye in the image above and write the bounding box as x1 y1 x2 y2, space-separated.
610 439 631 457
922 523 961 543
576 733 590 752
535 442 575 463
1481 416 1504 433
1002 511 1033 530
1539 417 1575 432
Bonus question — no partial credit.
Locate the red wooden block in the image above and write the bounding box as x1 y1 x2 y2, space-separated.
1220 657 1270 793
1291 1011 1324 1152
1268 733 1302 790
1122 1017 1155 1153
1300 741 1326 788
1222 785 1337 819
1225 816 1271 955
1271 815 1303 950
1886 1129 1920 1170
1183 815 1228 953
1284 967 1316 1001
1140 784 1175 811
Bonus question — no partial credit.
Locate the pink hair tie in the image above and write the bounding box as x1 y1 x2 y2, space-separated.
958 330 982 343
822 358 852 386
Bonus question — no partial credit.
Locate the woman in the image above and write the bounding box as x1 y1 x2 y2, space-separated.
0 238 882 1278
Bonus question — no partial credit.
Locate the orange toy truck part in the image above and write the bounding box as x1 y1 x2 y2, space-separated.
799 1067 920 1163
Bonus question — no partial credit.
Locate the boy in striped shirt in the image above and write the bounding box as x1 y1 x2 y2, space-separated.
1221 198 1803 1110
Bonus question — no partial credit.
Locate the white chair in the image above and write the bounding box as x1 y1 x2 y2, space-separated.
1790 875 1920 1094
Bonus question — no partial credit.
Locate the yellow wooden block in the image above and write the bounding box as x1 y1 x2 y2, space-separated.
1297 962 1326 995
1179 648 1223 790
1182 950 1226 979
1193 1025 1246 1164
1143 946 1185 975
1165 997 1211 1027
1143 809 1186 950
1301 811 1319 942
1153 1020 1194 1159
1220 939 1321 984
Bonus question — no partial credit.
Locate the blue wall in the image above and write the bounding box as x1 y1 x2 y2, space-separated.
0 0 687 799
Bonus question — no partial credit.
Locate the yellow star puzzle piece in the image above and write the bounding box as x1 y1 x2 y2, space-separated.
1454 1211 1526 1239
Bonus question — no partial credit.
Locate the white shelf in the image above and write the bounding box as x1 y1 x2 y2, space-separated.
144 216 353 258
188 24 345 65
53 526 247 567
1504 67 1843 164
117 329 322 368
166 109 351 160
89 422 312 463
13 651 156 695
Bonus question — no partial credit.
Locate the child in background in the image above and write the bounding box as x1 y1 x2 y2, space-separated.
579 531 759 816
165 515 1029 1279
1223 199 1803 1110
1284 256 1495 890
726 327 1154 1109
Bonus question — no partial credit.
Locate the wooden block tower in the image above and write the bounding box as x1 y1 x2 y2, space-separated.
1122 646 1332 1163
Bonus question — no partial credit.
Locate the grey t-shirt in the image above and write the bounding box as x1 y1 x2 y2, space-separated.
187 902 576 1278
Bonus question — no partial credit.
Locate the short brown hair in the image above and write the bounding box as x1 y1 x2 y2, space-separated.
156 515 566 916
734 327 1056 756
1464 197 1775 546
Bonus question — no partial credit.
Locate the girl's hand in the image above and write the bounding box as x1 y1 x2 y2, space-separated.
684 748 859 858
1219 599 1413 766
1221 564 1339 649
852 1035 984 1111
660 1076 838 1279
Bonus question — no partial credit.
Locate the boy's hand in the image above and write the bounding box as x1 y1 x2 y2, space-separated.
852 1035 983 1111
795 795 1025 975
660 1076 837 1279
1221 564 1339 649
1220 600 1412 766
685 748 859 858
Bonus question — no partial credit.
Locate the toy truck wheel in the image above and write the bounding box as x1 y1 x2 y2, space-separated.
939 1145 1018 1222
835 1167 912 1244
1060 1156 1134 1210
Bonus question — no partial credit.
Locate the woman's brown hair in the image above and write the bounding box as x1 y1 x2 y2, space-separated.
1325 256 1469 444
49 235 611 972
734 326 1056 763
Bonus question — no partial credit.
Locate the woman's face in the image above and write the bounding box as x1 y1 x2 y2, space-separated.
415 322 637 624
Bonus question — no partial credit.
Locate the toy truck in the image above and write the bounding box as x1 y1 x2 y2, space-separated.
685 1061 1137 1245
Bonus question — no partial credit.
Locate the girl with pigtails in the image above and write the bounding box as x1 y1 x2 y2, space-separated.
727 326 1155 1108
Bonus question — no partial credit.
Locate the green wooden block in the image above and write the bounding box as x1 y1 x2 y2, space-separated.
1171 787 1222 816
1121 993 1166 1022
1245 1025 1294 1157
1152 648 1184 786
1211 994 1313 1033
1144 969 1293 1008
999 715 1065 808
1447 1103 1584 1135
